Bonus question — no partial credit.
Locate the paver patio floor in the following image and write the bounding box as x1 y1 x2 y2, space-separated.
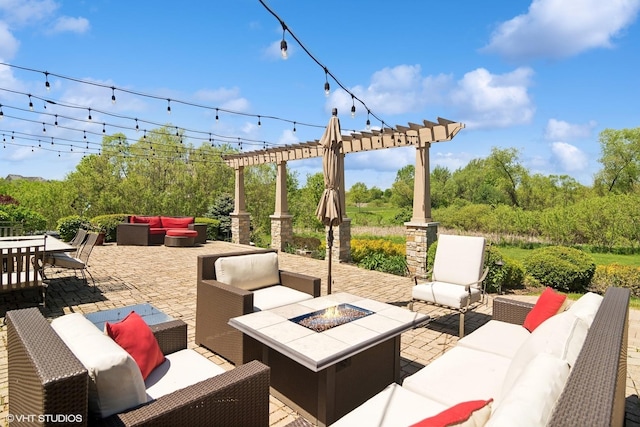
1 240 639 426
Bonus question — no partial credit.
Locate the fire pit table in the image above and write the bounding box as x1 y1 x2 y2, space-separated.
229 292 429 426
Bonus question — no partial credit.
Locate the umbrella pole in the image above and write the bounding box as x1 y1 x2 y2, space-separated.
327 225 333 294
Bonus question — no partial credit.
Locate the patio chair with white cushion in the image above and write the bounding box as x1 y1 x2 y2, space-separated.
44 231 98 289
409 234 489 337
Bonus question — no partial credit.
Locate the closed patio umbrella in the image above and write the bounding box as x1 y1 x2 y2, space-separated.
315 109 344 294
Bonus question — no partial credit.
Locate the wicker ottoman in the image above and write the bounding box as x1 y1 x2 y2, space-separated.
164 229 198 247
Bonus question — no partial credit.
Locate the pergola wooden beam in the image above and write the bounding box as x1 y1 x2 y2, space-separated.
222 117 464 168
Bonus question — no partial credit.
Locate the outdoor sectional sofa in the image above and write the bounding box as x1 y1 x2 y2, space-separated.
196 248 321 365
6 307 271 427
331 286 630 427
116 215 207 246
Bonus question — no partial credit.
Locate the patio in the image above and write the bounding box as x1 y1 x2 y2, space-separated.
1 240 639 426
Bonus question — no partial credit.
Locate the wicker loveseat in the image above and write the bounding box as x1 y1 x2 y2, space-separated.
196 249 321 365
116 216 207 246
331 287 630 427
6 307 271 427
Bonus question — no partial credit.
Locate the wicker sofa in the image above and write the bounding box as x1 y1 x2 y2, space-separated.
7 307 271 427
196 249 321 365
331 287 630 427
116 215 207 246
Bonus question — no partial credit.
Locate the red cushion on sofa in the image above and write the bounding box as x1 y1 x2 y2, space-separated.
131 215 162 228
523 287 567 332
149 228 167 235
106 311 165 380
410 399 493 427
160 216 193 228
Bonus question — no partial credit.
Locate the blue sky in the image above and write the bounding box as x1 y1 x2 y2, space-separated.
1 0 639 190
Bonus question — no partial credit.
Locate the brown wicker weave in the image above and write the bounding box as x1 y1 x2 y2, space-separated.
492 288 629 427
195 249 321 365
7 307 271 427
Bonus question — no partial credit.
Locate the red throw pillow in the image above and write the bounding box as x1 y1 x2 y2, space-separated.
131 215 162 228
106 311 165 380
410 399 493 427
523 287 567 332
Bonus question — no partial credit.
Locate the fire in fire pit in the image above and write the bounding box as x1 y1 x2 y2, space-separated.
290 304 373 332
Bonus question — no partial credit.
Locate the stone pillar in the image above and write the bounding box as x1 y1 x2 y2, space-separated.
328 218 351 263
404 141 437 276
231 166 251 245
271 161 293 251
405 221 439 277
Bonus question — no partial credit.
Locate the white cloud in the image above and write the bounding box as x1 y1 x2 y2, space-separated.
432 151 477 171
482 0 640 61
551 141 588 171
50 16 89 34
0 22 19 58
0 0 59 26
195 87 250 112
450 67 535 128
544 119 596 140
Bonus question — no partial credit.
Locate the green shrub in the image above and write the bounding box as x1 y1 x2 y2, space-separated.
523 246 596 292
194 217 220 241
590 263 640 297
358 253 408 276
56 215 87 241
0 204 47 233
90 214 128 243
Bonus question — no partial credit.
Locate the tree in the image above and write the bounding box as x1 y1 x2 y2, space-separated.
349 182 369 209
430 165 452 208
486 147 526 207
594 127 640 194
390 165 414 208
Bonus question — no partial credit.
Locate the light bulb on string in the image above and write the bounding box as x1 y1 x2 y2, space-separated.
135 119 139 132
293 122 296 134
324 69 330 97
102 123 106 133
88 109 92 121
366 111 371 130
167 99 171 114
83 131 87 140
28 95 34 111
280 24 288 59
42 123 46 133
0 104 3 119
55 115 58 127
44 72 50 91
258 116 261 127
111 87 116 104
350 96 356 119
215 108 219 122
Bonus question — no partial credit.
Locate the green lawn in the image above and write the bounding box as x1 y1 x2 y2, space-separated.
499 246 640 267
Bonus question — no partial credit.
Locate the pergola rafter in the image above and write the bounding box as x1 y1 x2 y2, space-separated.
221 117 464 167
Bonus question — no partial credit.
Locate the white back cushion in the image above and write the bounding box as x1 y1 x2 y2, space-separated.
487 353 570 427
51 313 147 418
214 252 280 291
433 234 485 286
567 292 603 326
500 311 588 403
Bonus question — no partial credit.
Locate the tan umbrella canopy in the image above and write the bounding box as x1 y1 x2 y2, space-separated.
315 109 344 294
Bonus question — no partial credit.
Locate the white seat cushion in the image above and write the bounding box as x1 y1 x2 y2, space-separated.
47 252 85 269
252 285 314 311
145 349 226 400
412 281 482 309
402 346 510 407
214 252 280 291
51 313 147 418
487 353 570 427
331 383 447 427
457 320 530 359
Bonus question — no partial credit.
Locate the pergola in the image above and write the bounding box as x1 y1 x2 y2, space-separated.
222 117 465 277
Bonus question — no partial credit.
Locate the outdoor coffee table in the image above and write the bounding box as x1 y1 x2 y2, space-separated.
229 292 429 426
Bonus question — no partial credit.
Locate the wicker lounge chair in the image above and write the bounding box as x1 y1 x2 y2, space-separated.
196 248 321 365
6 307 271 427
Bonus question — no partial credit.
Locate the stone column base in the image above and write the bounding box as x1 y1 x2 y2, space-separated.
230 212 251 245
326 218 351 263
404 221 439 277
270 214 293 251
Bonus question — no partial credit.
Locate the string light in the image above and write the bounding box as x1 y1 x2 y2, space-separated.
44 72 50 91
258 116 261 127
135 119 139 132
324 69 330 97
351 95 356 119
54 114 58 127
366 111 371 130
215 108 219 122
42 122 46 133
167 99 171 114
280 25 288 60
293 121 296 134
0 104 3 119
28 95 34 111
111 87 116 104
88 108 92 121
102 123 106 133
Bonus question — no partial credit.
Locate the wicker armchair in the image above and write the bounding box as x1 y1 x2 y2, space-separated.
196 249 321 365
7 307 271 427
